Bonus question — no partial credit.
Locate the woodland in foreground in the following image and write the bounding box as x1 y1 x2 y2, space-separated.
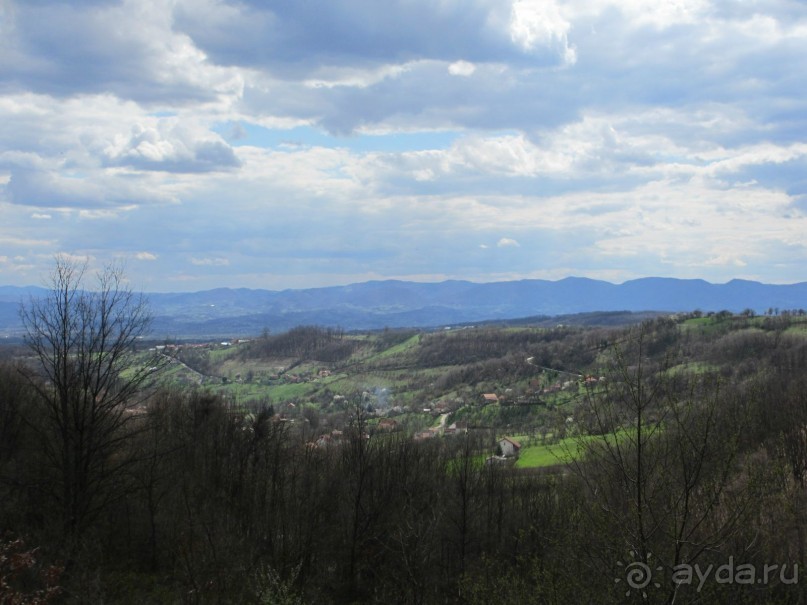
2 262 807 604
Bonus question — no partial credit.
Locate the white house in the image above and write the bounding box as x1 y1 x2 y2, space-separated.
498 437 521 458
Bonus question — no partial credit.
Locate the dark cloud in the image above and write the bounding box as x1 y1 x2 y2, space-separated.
228 2 807 139
565 5 807 122
240 60 581 136
173 0 557 74
0 1 224 104
4 166 169 208
5 168 107 208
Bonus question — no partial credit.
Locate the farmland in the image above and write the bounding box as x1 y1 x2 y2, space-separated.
151 311 807 469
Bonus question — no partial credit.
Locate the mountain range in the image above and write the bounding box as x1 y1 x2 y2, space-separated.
1 277 806 339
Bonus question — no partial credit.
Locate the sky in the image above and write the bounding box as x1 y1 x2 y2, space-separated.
1 0 807 292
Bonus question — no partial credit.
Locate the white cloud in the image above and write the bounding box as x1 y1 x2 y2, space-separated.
135 252 158 261
497 237 520 248
103 121 240 173
55 252 95 265
0 235 54 247
510 0 575 64
190 257 230 267
702 254 748 268
303 63 414 90
448 61 477 77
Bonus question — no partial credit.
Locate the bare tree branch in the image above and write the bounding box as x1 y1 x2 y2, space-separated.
19 256 166 542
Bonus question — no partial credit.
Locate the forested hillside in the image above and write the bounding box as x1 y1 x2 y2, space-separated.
2 305 807 603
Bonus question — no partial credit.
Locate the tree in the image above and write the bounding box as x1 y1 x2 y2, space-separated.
20 257 163 544
571 326 752 603
0 361 33 475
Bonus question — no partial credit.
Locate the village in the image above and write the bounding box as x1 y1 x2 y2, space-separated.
145 333 613 470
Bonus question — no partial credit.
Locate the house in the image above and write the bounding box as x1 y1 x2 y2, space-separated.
481 393 499 405
444 421 468 436
434 400 452 413
314 434 334 448
415 428 439 441
314 429 346 448
377 418 399 432
498 437 521 458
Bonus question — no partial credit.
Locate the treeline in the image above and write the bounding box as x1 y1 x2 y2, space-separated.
243 326 359 362
415 326 597 369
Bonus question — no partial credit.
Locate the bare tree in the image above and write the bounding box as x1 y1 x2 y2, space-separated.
20 257 163 542
571 325 752 604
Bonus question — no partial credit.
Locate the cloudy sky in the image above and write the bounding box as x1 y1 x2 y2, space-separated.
1 0 806 291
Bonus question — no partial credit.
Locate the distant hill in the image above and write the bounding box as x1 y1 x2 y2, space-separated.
0 277 805 338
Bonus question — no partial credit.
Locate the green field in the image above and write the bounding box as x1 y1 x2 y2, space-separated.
513 435 592 468
368 334 421 360
511 430 637 469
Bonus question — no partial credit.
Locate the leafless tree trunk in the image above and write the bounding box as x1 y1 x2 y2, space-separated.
20 257 164 543
572 324 751 604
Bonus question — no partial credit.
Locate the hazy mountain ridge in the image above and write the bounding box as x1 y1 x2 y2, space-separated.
1 277 805 338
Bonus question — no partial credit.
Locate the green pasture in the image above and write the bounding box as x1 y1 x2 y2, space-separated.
207 345 241 363
785 322 807 336
512 429 638 469
514 436 590 468
663 360 719 376
369 334 421 361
